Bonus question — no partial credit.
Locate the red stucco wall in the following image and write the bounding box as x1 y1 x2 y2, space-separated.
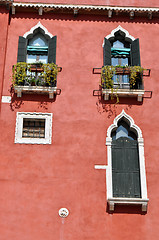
0 8 159 240
0 7 9 106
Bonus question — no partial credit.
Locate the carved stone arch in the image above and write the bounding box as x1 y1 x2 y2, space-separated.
106 25 135 42
23 21 53 40
107 109 142 140
102 25 135 47
105 110 148 212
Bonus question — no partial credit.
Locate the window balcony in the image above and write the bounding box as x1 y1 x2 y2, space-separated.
12 62 62 99
93 66 150 102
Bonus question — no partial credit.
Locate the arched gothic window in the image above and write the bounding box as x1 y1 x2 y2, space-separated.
103 25 140 67
17 22 57 64
111 120 141 198
27 33 49 64
103 26 142 90
106 110 148 211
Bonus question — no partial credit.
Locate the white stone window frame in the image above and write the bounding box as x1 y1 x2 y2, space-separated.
15 112 52 144
23 21 53 39
106 110 149 211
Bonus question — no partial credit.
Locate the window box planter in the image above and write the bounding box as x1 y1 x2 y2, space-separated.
12 62 62 98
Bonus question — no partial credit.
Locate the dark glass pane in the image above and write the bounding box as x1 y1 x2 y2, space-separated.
111 120 137 140
22 118 45 138
112 137 141 198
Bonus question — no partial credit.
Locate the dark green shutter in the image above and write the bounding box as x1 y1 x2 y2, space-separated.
17 36 27 62
112 137 141 198
131 38 141 66
48 36 57 63
103 38 111 66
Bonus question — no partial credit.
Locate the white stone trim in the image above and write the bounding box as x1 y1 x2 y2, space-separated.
14 86 57 99
102 89 145 102
15 112 52 144
94 165 107 170
107 109 142 138
103 25 135 47
106 110 148 211
1 96 11 103
108 198 149 211
23 21 53 39
12 3 159 13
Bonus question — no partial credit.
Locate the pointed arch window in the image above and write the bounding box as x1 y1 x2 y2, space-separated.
111 120 141 199
13 23 60 99
106 110 148 211
103 28 141 89
27 33 49 64
103 31 140 67
101 26 145 101
17 24 57 64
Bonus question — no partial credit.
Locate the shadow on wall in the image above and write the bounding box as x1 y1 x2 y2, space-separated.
11 12 159 25
95 93 143 117
9 84 56 111
106 203 147 215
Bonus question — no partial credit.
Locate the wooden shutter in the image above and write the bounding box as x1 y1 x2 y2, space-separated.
17 36 27 62
131 38 141 66
103 38 111 66
48 36 57 63
112 137 141 198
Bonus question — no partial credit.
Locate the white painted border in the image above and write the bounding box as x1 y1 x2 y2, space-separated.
12 3 159 13
15 112 52 144
106 110 148 211
1 96 11 103
107 109 142 138
102 25 135 47
105 25 135 41
23 21 53 39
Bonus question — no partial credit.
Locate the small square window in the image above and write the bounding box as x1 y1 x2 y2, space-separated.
15 112 52 144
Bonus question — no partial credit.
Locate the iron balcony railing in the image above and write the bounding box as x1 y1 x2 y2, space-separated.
93 66 151 90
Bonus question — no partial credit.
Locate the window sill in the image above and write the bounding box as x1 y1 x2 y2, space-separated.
108 197 149 212
14 85 57 99
102 88 145 102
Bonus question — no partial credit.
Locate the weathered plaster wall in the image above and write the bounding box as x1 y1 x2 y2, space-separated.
0 11 159 240
0 7 9 106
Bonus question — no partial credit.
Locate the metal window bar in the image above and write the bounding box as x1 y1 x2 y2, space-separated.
22 118 45 138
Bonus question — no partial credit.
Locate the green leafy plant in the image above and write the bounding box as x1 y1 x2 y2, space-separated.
101 65 144 90
12 62 28 85
12 62 58 87
129 66 144 88
101 65 119 102
42 63 58 87
101 66 115 90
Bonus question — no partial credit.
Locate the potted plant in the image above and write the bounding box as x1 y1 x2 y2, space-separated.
129 66 144 89
12 62 28 86
42 63 58 87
